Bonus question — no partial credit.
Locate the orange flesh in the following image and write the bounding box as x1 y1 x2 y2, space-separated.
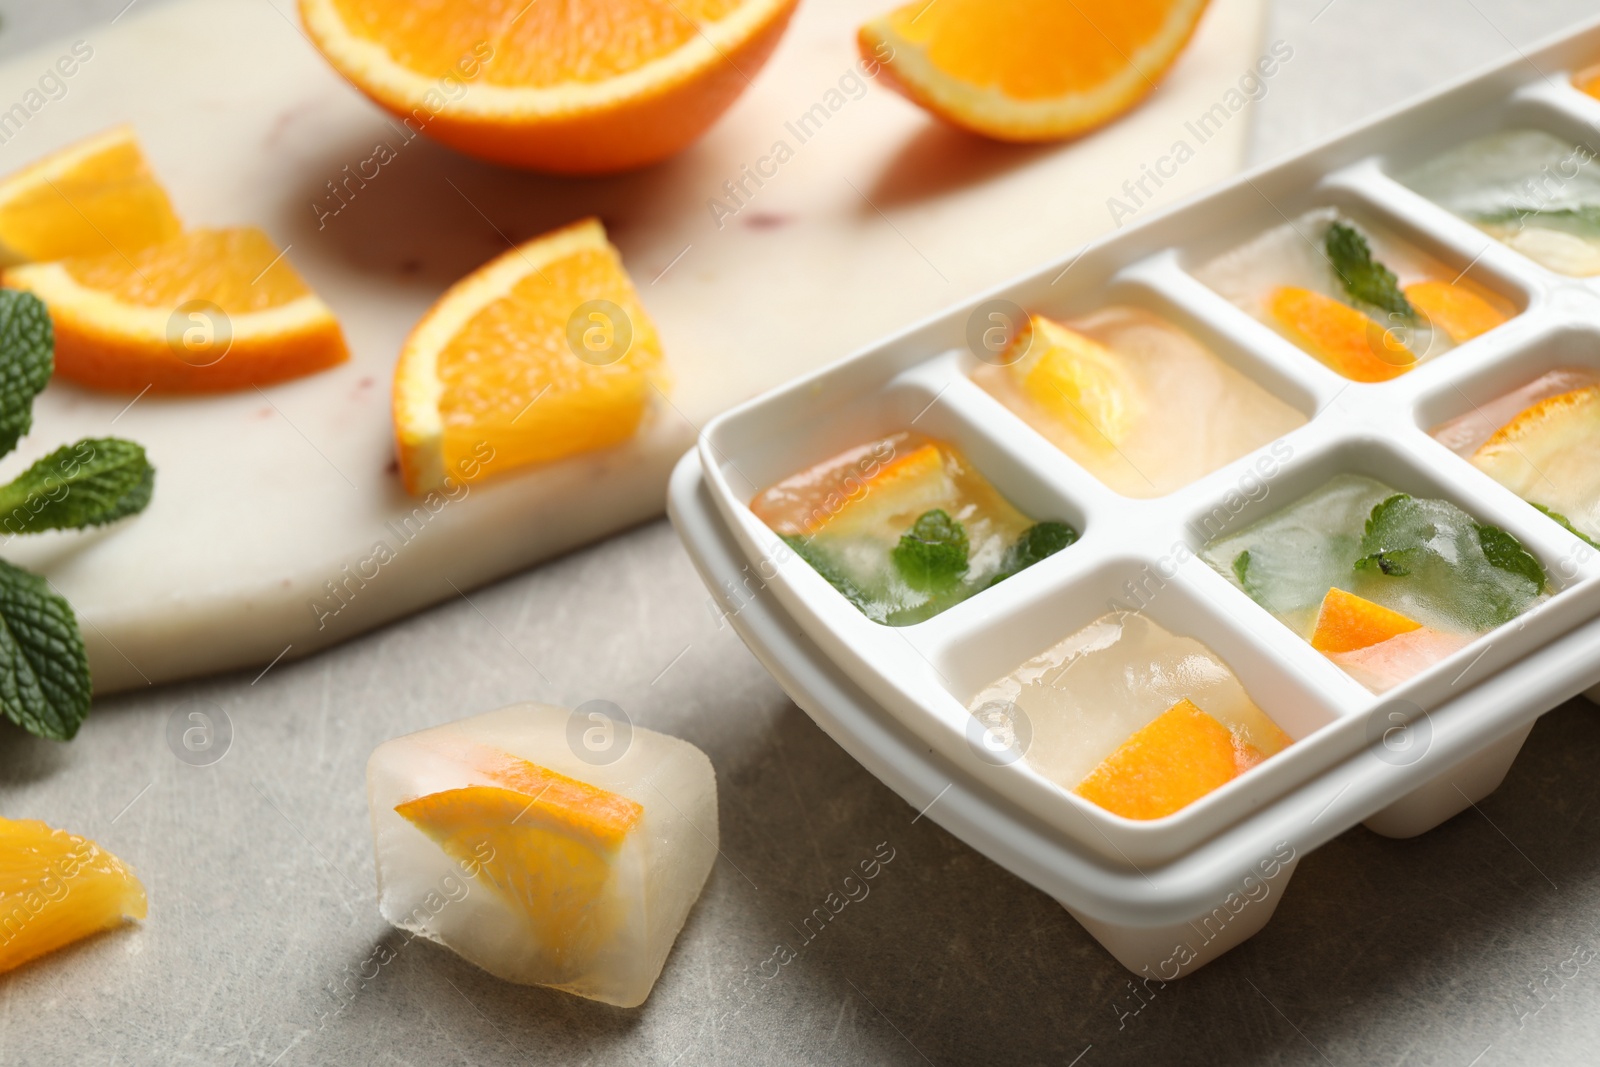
435 243 661 477
0 818 147 974
1403 280 1508 344
327 0 742 86
1309 587 1422 654
1268 286 1414 382
59 227 312 311
394 750 643 971
889 0 1184 100
0 133 180 262
1074 699 1264 821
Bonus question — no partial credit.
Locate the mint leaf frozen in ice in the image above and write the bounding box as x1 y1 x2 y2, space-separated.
892 509 969 592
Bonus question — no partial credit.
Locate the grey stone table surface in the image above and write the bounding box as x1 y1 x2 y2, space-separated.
3 1 1600 1065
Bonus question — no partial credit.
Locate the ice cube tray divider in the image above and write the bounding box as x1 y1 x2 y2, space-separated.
678 15 1600 970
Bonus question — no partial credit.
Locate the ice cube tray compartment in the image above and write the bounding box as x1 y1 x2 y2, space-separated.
696 19 1600 876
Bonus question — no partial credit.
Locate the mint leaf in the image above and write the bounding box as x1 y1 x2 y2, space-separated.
1231 550 1258 595
1325 222 1414 319
1531 502 1600 549
0 438 154 535
1354 493 1420 576
0 290 53 459
892 509 968 592
989 521 1077 587
781 534 873 614
1476 205 1600 237
0 557 90 740
1476 522 1546 592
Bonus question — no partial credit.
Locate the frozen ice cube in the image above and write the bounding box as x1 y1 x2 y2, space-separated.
367 703 717 1007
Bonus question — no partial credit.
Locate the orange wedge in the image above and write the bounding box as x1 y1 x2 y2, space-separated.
1310 587 1421 654
1403 280 1508 344
2 227 348 393
300 0 799 174
1011 315 1138 451
0 817 147 974
0 125 180 265
1472 386 1600 543
1268 286 1415 382
392 217 666 495
859 0 1211 142
1074 699 1263 820
396 756 643 970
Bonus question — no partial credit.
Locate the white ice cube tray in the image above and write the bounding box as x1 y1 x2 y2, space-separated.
670 16 1600 976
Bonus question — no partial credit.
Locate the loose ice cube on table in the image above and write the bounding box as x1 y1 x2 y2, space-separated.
970 306 1304 497
1401 129 1600 276
750 432 1077 624
967 611 1293 819
1202 474 1549 691
367 703 717 1007
1194 208 1509 381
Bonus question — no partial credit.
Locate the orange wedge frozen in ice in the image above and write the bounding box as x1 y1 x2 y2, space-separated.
1012 315 1138 451
0 817 147 974
2 227 348 393
299 0 799 174
1268 286 1415 382
1403 280 1508 344
1471 386 1600 543
396 754 643 968
1309 587 1422 654
0 125 180 265
859 0 1211 142
1074 698 1263 820
391 217 666 495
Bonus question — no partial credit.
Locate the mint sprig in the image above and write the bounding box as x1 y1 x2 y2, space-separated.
0 290 155 740
892 509 969 592
1325 221 1414 319
989 521 1078 587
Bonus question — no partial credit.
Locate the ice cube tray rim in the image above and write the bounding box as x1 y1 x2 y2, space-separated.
669 452 1600 928
693 16 1600 868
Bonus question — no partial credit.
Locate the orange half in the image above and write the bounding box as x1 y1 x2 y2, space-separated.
860 0 1211 142
392 217 667 495
3 227 347 393
300 0 799 174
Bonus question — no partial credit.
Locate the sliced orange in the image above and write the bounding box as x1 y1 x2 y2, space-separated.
0 817 147 974
300 0 799 174
1012 315 1138 451
1074 698 1262 821
396 754 643 971
1472 386 1600 542
804 441 955 539
1309 587 1421 654
860 0 1210 142
1268 286 1415 383
2 227 348 393
0 125 180 266
393 217 666 495
1403 280 1508 344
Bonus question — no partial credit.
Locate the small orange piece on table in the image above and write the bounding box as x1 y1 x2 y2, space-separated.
0 125 180 265
1309 587 1421 654
299 0 800 174
1403 280 1508 344
0 817 147 974
1268 286 1415 383
392 217 667 495
3 227 348 393
859 0 1211 142
1074 698 1264 820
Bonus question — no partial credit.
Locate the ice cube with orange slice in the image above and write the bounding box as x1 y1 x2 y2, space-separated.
970 307 1304 497
749 431 1077 624
967 611 1293 820
1194 208 1510 381
368 703 717 1007
0 125 348 392
1467 383 1600 545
